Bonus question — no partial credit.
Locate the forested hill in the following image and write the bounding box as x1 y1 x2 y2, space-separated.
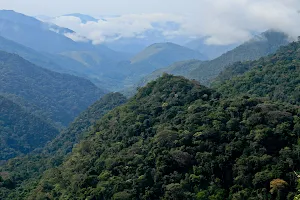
0 93 127 199
214 41 300 105
18 74 300 200
0 95 59 161
0 51 106 126
188 31 289 85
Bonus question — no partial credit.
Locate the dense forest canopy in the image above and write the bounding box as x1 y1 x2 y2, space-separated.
0 93 127 199
0 95 59 161
214 41 300 105
0 50 106 126
0 74 296 200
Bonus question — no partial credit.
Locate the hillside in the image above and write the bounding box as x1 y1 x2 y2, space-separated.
0 93 127 199
188 30 290 84
0 51 106 126
7 74 298 200
0 95 59 161
214 41 300 105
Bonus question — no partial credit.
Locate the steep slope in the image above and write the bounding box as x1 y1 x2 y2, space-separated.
16 74 300 200
214 41 300 105
188 31 290 84
0 93 127 199
0 51 106 126
0 95 59 161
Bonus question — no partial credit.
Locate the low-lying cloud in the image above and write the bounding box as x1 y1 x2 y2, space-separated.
46 0 300 45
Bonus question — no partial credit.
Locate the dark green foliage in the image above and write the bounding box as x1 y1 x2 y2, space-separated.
0 95 59 160
0 93 126 199
0 51 105 126
214 41 300 105
18 75 300 200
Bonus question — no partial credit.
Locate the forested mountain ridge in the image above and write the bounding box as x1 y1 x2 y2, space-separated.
188 30 290 85
12 74 300 200
0 95 59 161
0 93 127 199
214 41 300 105
0 50 106 126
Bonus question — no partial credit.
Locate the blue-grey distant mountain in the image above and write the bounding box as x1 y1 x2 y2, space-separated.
125 30 290 96
120 42 207 87
0 10 135 91
63 13 99 23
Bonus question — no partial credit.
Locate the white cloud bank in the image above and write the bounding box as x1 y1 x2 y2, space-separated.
47 0 300 45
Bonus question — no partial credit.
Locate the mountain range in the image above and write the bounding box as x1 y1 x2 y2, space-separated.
2 8 300 200
130 30 290 93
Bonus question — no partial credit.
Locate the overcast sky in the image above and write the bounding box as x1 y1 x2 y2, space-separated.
2 0 300 45
1 0 199 16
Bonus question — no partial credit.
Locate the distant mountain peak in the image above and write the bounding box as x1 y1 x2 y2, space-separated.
63 13 99 23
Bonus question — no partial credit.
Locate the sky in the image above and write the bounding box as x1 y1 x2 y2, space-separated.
2 0 300 45
1 0 199 16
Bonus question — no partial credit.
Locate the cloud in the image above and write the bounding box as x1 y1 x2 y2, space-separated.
64 32 89 42
179 0 300 45
47 0 300 45
49 14 184 44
